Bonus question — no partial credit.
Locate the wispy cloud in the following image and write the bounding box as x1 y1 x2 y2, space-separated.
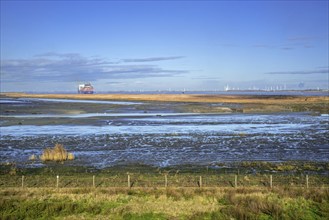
280 47 294 50
253 35 318 51
252 44 274 49
35 52 82 58
265 68 329 75
192 76 221 80
105 81 127 86
317 66 329 69
252 43 298 50
122 56 184 63
0 53 188 83
220 43 240 48
287 36 316 42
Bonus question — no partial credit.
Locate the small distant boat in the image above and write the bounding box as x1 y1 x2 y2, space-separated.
78 83 94 94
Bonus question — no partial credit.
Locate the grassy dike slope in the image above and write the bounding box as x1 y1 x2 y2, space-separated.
1 187 329 220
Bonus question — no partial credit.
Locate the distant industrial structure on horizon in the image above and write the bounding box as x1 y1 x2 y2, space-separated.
78 83 94 94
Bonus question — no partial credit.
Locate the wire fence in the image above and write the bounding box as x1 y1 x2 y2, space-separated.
1 173 328 189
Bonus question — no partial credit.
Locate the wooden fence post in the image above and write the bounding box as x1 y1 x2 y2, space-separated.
199 176 202 188
93 175 95 188
165 174 168 188
128 174 131 188
234 175 237 188
56 175 59 189
306 175 309 189
270 175 273 189
21 175 24 188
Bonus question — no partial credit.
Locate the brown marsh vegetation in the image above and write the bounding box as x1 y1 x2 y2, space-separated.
2 92 328 104
39 143 74 162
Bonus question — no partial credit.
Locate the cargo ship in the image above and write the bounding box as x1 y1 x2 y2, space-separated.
78 83 94 94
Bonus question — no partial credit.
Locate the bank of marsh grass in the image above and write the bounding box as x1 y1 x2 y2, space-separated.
1 92 328 106
40 143 74 162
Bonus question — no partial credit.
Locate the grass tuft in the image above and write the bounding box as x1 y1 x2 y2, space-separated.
29 154 37 161
67 153 75 160
40 143 74 162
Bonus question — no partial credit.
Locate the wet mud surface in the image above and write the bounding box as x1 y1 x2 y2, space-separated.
1 97 328 168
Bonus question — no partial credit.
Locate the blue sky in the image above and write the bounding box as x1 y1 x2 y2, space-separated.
1 0 328 92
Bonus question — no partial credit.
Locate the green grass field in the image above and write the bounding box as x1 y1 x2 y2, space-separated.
1 163 329 219
1 186 329 219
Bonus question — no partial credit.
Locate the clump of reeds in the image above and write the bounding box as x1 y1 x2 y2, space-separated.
29 154 37 161
40 143 74 162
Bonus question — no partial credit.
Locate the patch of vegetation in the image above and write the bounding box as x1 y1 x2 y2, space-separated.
40 143 75 162
289 103 329 114
1 187 328 219
238 161 329 173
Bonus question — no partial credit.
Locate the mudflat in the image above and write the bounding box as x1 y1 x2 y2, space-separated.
1 93 328 168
